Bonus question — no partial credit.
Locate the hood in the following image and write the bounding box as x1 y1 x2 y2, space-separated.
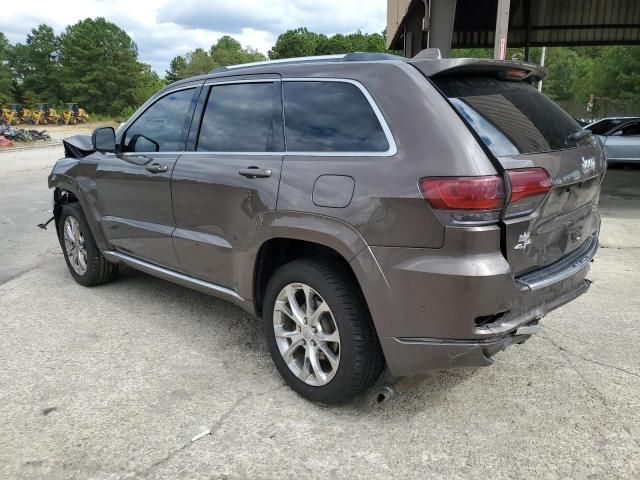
63 134 94 158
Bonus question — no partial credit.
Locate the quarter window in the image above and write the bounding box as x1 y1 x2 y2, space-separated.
197 82 282 152
124 88 195 152
283 81 389 152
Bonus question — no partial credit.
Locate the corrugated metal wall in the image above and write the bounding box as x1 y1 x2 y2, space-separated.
453 0 640 48
389 0 640 51
523 0 640 46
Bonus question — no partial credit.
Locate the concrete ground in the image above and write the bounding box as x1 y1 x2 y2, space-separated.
1 146 639 479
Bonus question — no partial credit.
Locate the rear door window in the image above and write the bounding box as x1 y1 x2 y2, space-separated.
616 122 640 136
197 82 282 152
283 81 389 153
433 76 585 156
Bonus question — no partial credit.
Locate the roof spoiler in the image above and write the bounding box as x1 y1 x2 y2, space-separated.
410 56 546 82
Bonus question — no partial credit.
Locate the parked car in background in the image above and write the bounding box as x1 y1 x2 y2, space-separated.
585 117 640 163
48 52 605 404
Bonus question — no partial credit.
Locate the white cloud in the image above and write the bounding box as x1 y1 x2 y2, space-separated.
0 0 387 75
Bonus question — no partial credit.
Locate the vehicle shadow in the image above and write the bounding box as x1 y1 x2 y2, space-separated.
111 265 481 413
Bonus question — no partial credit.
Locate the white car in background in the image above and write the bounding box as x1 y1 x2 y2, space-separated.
585 117 640 163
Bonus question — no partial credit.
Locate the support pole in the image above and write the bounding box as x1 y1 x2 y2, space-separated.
493 0 511 60
538 46 546 92
524 0 532 61
428 0 457 58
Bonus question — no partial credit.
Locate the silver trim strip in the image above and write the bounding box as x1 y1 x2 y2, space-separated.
516 235 598 291
102 251 244 303
203 78 282 87
118 78 398 158
194 77 397 157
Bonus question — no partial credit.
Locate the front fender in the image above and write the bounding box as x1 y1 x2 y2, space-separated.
48 157 80 189
49 158 109 251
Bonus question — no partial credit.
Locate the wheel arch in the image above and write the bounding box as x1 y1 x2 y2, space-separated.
251 213 370 319
259 239 370 315
51 179 109 252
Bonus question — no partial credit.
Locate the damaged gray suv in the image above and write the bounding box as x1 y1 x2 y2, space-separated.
48 51 605 404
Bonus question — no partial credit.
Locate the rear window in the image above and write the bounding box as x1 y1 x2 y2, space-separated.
283 81 389 153
433 75 584 156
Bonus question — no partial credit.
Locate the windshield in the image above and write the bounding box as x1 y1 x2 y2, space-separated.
433 75 587 156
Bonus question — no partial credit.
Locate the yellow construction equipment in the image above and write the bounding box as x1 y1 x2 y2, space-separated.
2 104 28 125
2 107 18 125
59 103 89 125
17 105 32 124
31 103 59 125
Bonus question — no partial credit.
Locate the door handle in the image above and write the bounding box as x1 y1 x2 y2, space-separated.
146 162 169 173
238 167 272 179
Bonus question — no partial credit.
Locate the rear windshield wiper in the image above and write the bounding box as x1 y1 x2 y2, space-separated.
568 129 592 142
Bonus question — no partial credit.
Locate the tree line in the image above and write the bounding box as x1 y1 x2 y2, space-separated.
453 45 640 118
0 20 164 117
1 19 638 119
164 28 387 82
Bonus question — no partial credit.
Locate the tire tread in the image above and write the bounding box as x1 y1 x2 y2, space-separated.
264 257 384 404
59 203 118 286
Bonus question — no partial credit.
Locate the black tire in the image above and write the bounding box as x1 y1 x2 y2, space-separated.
58 203 118 286
263 258 384 404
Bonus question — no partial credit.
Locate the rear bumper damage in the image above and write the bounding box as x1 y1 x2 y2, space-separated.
380 276 590 377
351 227 598 378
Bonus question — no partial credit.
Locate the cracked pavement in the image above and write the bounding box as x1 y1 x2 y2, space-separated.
1 146 639 479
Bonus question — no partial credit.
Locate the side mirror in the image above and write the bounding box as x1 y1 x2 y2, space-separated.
130 134 160 153
92 127 116 153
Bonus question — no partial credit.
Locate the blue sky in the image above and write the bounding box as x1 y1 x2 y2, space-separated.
1 0 387 75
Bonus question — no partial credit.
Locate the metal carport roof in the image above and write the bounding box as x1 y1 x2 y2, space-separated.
388 0 640 51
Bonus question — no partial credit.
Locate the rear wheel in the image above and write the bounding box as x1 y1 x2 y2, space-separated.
58 203 118 286
263 259 383 404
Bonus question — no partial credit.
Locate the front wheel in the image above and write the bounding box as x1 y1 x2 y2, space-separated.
58 203 118 286
263 259 384 404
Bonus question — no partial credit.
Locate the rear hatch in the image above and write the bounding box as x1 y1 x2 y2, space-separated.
419 62 606 276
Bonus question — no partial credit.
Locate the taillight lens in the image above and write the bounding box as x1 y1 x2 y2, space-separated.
420 168 552 225
419 176 505 211
507 168 552 203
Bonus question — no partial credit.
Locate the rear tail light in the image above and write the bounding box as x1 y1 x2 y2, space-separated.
420 168 552 224
507 168 552 203
419 176 505 224
505 168 552 217
419 176 504 210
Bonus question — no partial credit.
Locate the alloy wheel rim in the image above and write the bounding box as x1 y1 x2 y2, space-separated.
273 283 341 386
63 216 88 276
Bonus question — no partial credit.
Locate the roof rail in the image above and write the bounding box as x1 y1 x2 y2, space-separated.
208 52 405 74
